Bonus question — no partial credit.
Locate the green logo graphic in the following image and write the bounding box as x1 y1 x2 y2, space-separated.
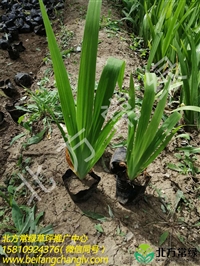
134 244 155 264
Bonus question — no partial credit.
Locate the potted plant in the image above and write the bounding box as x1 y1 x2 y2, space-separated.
39 0 125 202
110 73 182 204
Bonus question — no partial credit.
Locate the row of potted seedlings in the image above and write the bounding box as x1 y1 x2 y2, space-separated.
0 0 65 59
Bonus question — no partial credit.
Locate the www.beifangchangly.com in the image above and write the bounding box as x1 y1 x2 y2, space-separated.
2 254 109 265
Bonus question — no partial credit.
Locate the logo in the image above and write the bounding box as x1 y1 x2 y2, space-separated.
134 244 155 264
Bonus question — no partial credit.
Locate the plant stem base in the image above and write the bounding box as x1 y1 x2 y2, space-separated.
116 172 151 205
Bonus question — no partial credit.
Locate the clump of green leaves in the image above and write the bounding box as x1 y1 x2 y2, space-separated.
100 12 121 32
174 32 200 129
126 73 181 180
39 0 125 179
145 0 199 63
168 147 200 176
121 0 155 36
7 200 52 236
10 79 64 148
0 199 53 262
17 79 63 133
121 0 199 67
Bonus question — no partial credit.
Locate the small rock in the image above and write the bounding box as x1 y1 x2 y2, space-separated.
125 231 134 242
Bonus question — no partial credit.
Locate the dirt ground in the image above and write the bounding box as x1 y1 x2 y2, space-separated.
0 1 200 266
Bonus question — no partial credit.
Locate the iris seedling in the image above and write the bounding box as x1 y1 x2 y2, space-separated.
39 0 125 179
126 73 181 180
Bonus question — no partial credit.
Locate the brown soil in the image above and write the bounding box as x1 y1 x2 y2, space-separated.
0 1 200 266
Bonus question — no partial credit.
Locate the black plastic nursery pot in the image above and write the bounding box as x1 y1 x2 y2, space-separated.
1 79 19 98
62 148 101 202
110 147 151 205
62 169 101 203
6 103 26 123
14 72 33 88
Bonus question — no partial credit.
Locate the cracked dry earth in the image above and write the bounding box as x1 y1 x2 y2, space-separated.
0 0 200 266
